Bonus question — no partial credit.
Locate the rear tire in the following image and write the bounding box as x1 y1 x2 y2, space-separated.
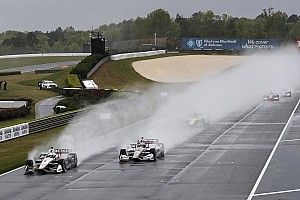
150 148 157 161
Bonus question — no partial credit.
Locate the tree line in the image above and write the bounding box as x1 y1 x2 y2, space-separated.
1 8 300 55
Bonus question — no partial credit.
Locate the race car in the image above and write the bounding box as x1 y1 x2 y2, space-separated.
24 148 78 175
188 112 207 127
282 91 292 98
119 138 164 162
263 92 279 101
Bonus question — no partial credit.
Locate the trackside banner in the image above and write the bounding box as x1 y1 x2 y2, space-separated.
0 123 29 143
181 38 281 50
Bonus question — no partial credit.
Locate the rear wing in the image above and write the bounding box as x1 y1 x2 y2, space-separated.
141 139 159 144
54 148 71 154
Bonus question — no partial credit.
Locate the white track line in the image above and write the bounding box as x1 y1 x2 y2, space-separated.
281 138 300 142
247 99 300 200
254 188 300 197
0 166 24 177
167 103 262 184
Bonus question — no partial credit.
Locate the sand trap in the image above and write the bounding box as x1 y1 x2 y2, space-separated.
132 55 245 82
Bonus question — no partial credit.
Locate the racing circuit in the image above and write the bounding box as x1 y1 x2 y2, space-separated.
1 94 300 199
1 49 300 200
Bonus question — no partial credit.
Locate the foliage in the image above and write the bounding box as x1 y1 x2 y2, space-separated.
70 53 108 79
0 98 33 121
67 74 82 88
1 8 300 55
56 89 112 111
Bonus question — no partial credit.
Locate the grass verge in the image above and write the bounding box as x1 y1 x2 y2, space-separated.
0 126 65 174
0 66 75 128
0 56 86 70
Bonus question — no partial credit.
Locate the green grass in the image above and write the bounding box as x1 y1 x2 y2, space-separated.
67 74 82 88
0 67 75 128
91 53 183 90
0 56 86 70
0 126 65 174
20 67 74 88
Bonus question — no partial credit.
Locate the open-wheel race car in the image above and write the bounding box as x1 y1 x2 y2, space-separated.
24 148 78 175
263 92 279 101
188 112 207 127
282 91 292 98
119 138 164 162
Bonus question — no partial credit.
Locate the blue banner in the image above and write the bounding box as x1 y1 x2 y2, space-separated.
181 38 281 51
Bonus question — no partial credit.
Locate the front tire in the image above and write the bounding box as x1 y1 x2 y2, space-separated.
58 159 66 172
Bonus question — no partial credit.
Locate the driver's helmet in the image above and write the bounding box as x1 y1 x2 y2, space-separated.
137 137 144 144
48 147 54 153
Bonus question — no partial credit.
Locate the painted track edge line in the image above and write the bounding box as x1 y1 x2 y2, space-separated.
253 188 300 197
166 103 262 184
247 99 300 200
0 166 24 177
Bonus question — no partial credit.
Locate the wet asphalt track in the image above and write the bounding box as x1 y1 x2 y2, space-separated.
0 95 299 200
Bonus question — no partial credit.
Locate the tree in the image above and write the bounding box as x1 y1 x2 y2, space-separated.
146 9 173 37
287 14 299 23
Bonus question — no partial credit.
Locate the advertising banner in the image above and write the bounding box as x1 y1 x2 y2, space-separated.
182 38 281 51
0 123 29 143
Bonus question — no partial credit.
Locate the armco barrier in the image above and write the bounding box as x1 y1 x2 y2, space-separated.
28 109 90 134
0 108 89 143
35 69 63 74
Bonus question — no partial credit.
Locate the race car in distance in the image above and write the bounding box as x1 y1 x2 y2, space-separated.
24 148 78 175
38 80 57 90
188 112 207 127
119 138 164 162
282 91 292 98
263 92 279 101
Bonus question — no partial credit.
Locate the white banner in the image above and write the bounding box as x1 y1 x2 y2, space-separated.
0 123 29 143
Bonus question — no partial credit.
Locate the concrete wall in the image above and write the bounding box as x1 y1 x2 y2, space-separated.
110 50 166 61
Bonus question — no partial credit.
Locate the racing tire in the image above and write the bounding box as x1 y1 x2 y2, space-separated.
24 160 34 175
120 149 127 156
150 148 157 162
58 159 66 172
25 159 34 167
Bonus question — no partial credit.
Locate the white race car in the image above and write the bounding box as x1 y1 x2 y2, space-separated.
24 148 78 175
263 92 279 101
119 138 164 162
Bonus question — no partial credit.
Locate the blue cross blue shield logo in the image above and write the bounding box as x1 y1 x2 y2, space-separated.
196 40 203 47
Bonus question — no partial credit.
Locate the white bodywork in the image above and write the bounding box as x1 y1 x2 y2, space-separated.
24 148 77 175
39 80 57 89
119 138 164 162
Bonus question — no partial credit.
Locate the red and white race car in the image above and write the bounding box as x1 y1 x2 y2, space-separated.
119 138 164 162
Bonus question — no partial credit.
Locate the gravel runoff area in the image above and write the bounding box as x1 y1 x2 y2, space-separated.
132 55 246 82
